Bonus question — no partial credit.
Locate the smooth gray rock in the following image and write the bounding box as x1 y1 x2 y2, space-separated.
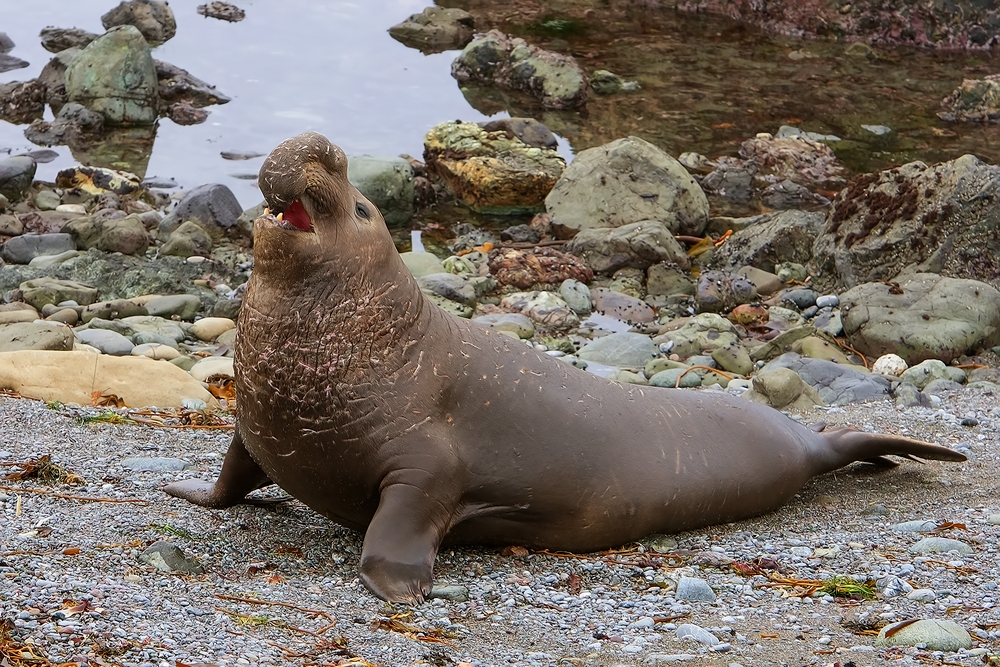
2 233 76 265
121 456 189 471
388 6 475 53
139 541 204 574
142 296 202 321
428 584 470 602
347 155 415 226
909 537 974 555
649 368 702 389
0 156 37 202
559 279 592 315
473 312 534 339
0 321 74 352
711 210 825 274
158 183 242 241
75 328 135 355
565 220 690 275
417 272 476 305
763 352 890 405
675 577 717 602
891 520 937 532
160 221 213 258
900 359 962 389
576 332 659 369
676 623 719 645
876 619 972 651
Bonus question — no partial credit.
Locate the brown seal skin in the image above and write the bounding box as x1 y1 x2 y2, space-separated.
164 132 967 605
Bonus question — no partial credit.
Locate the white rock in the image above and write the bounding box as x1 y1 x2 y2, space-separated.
189 356 235 381
873 353 907 377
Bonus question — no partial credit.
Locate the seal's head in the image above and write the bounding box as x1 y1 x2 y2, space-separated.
254 132 390 279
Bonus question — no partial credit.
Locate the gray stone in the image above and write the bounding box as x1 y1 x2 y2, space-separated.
473 313 534 339
565 220 689 275
841 274 1000 365
427 584 470 602
65 26 158 125
499 291 579 328
576 332 659 369
743 366 824 410
154 60 231 107
0 156 38 202
75 328 135 355
101 0 177 44
761 179 830 209
40 27 98 53
710 210 825 274
649 368 702 388
710 341 754 376
652 313 739 358
417 273 476 305
696 270 757 314
675 622 719 643
81 299 147 324
63 214 149 255
347 155 415 226
922 378 964 394
158 184 242 241
900 359 957 389
160 221 213 258
907 588 937 602
891 520 937 532
389 6 474 54
894 381 931 408
546 136 709 237
701 164 756 204
142 296 202 321
478 118 557 150
812 308 843 337
0 214 23 236
0 322 74 352
648 263 696 297
121 457 189 471
139 541 204 574
763 352 889 405
876 619 972 651
908 537 974 555
400 252 446 278
675 577 716 602
19 277 98 310
783 288 819 309
816 294 839 308
559 279 592 315
2 233 76 264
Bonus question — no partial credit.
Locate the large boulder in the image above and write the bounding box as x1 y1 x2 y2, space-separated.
101 0 177 45
0 322 74 352
1 233 76 264
813 155 1000 290
388 6 475 53
565 220 689 275
424 121 565 215
157 183 243 241
546 136 709 237
711 210 825 274
840 273 1000 365
65 25 159 125
347 155 415 226
451 30 587 110
762 353 890 406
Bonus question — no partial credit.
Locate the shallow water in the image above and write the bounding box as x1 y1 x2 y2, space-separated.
2 0 999 212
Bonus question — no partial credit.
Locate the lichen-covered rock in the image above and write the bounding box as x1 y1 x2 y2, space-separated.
565 220 689 275
388 6 474 53
347 155 415 226
0 80 46 124
737 133 844 185
101 0 177 45
940 74 1000 123
840 274 1000 364
813 155 1000 290
424 121 565 214
499 291 579 328
55 166 140 196
65 25 159 125
546 136 709 236
451 30 587 110
63 214 149 255
695 270 757 314
488 246 593 289
653 313 739 358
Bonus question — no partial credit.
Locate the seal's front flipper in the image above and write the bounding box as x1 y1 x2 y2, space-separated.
163 429 274 508
359 481 457 605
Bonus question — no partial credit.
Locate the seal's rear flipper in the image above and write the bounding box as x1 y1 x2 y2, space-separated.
818 427 967 475
163 429 274 508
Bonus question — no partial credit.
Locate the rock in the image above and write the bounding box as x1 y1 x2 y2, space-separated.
559 279 592 315
590 287 655 324
155 60 232 107
499 224 540 245
900 359 957 389
735 266 783 296
696 270 757 314
762 352 889 405
0 214 24 236
75 329 135 355
653 314 739 358
590 69 638 95
160 221 213 258
782 288 819 309
131 343 180 360
423 121 565 215
907 589 937 603
424 292 473 318
894 382 930 407
473 313 534 339
139 541 204 574
737 133 844 185
65 26 159 125
189 356 234 381
418 273 477 305
400 251 446 278
710 210 824 274
647 263 696 297
876 619 973 651
101 0 177 45
143 295 202 320
649 367 702 388
158 184 242 241
812 309 843 337
118 315 187 342
761 179 830 209
190 317 235 342
546 136 709 237
0 80 46 124
499 291 579 328
164 101 209 125
388 6 474 53
18 277 99 309
36 48 81 109
80 299 147 324
0 322 75 352
576 332 659 369
940 74 1000 123
55 166 140 196
40 27 98 53
347 155 415 226
428 584 471 602
675 578 717 602
789 336 851 364
840 274 1000 364
0 156 37 202
63 214 149 255
701 163 756 204
710 340 754 375
478 118 558 150
24 102 104 146
891 520 937 532
488 247 592 289
0 307 39 325
565 220 689 275
814 155 1000 291
451 30 587 110
743 367 824 410
121 457 188 471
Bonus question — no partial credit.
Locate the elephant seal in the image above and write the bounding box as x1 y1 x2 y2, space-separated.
165 132 966 604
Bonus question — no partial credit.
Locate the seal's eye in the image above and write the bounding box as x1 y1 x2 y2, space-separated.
355 202 370 219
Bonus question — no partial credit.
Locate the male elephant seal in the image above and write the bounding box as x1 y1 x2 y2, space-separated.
165 132 966 604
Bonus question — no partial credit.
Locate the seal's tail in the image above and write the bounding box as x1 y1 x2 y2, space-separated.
815 427 967 475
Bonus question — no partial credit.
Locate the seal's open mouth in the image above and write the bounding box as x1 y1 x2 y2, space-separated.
265 200 314 232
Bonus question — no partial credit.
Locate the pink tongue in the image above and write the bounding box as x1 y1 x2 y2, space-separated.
283 200 311 230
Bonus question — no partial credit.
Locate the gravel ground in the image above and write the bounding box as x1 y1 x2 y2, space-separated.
1 388 998 667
